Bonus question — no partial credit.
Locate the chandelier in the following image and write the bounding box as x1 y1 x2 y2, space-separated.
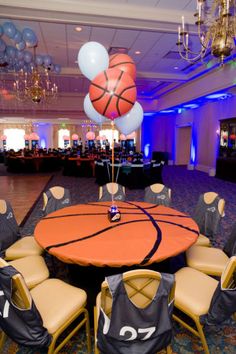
177 0 236 64
13 48 58 104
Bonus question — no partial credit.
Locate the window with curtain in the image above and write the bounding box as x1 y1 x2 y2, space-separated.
99 129 119 146
4 128 25 151
58 129 70 148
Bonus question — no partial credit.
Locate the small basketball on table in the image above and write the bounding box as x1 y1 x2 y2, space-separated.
89 68 137 119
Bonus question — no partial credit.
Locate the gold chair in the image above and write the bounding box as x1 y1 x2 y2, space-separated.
98 182 126 201
173 256 236 354
194 192 225 247
94 269 175 354
1 256 49 289
42 186 71 213
0 199 43 261
186 244 230 276
0 259 91 354
144 183 171 206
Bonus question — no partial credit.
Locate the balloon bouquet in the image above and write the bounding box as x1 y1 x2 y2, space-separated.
78 42 144 220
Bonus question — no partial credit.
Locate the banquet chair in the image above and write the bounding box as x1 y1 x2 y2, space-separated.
193 192 225 247
186 221 236 277
94 269 175 354
144 184 171 206
0 199 43 261
173 256 236 354
0 256 49 289
0 259 91 354
98 183 126 202
42 186 72 215
148 161 165 185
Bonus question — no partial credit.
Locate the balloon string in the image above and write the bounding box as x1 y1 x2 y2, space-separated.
111 120 115 205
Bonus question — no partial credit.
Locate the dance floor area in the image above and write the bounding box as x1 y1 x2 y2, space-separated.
1 164 236 353
0 175 52 225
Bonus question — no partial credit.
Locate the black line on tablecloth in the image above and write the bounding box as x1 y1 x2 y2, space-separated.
125 201 162 265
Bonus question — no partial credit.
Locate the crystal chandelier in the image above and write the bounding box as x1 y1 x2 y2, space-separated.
177 0 236 64
13 48 58 104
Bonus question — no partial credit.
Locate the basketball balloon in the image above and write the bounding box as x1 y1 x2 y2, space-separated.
89 68 136 120
109 53 136 80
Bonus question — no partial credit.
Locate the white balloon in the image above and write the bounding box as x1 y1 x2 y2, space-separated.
78 42 109 81
115 102 144 135
83 93 108 124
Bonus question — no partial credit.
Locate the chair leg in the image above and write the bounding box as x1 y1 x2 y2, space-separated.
195 320 210 354
85 309 92 354
94 306 99 354
0 331 7 350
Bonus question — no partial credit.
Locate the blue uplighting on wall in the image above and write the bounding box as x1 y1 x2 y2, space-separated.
190 125 197 165
40 138 46 149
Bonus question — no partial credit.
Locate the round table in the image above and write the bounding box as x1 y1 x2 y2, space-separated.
35 201 199 267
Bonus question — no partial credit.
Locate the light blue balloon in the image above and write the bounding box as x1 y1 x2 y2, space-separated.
24 50 33 63
18 60 25 68
3 22 16 39
3 53 9 63
115 102 144 135
43 55 52 66
13 30 23 44
16 41 26 51
6 45 16 59
35 54 43 66
26 35 38 48
0 39 6 52
54 64 61 74
83 93 108 125
22 28 38 47
78 41 109 81
0 25 3 37
16 50 24 59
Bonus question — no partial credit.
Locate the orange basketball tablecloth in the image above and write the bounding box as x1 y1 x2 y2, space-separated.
35 201 199 267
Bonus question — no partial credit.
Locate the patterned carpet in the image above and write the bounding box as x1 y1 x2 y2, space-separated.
1 164 236 353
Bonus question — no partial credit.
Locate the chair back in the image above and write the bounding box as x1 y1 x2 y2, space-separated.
193 192 225 237
200 256 236 326
0 258 51 347
144 184 171 206
99 183 125 201
100 269 175 316
221 256 236 289
96 269 175 354
0 200 20 255
43 186 71 215
223 222 236 257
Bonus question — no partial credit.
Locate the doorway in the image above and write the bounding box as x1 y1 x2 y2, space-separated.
175 126 192 165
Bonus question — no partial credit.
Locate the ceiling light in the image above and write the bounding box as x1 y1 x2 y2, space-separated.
174 66 179 70
206 93 229 99
135 51 141 55
75 26 82 32
183 104 199 108
177 0 236 64
160 110 175 113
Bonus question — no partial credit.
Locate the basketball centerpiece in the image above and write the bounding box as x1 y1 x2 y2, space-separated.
78 41 144 221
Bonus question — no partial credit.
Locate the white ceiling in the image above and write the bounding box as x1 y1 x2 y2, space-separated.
0 0 235 122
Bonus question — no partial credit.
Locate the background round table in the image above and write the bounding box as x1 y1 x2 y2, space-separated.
35 201 199 267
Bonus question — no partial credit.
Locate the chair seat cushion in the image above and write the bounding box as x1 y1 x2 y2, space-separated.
186 245 229 276
9 255 49 289
195 234 211 247
175 267 218 316
5 236 43 260
30 279 87 334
